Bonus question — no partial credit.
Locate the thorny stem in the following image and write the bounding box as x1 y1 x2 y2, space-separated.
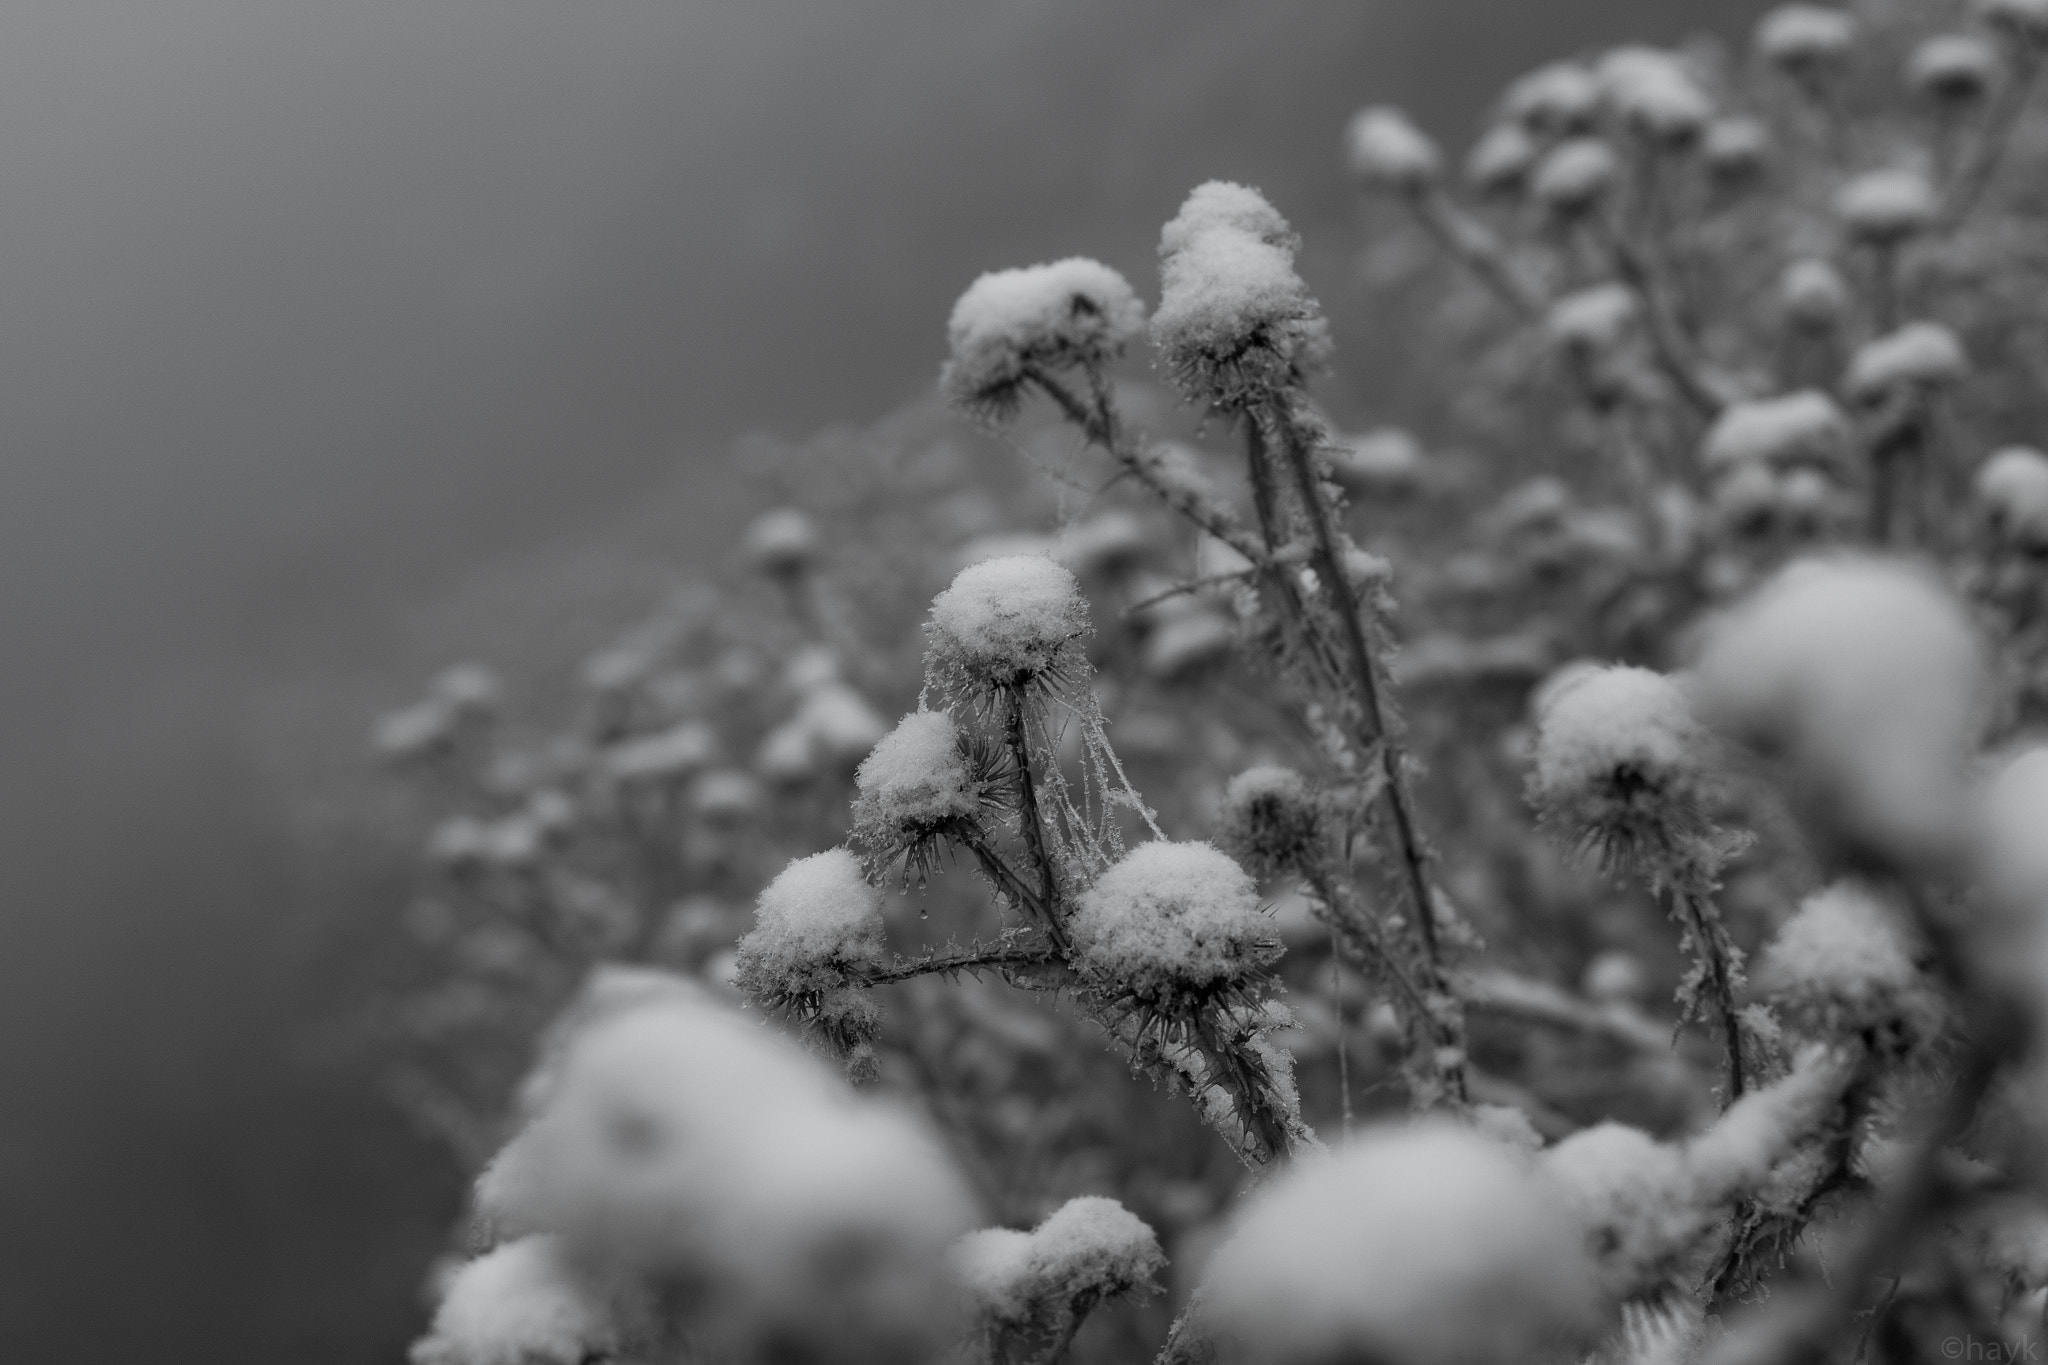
1408 187 1543 320
1003 684 1067 951
855 940 1064 988
1191 1008 1300 1164
1035 1288 1102 1365
1240 415 1350 694
1669 880 1748 1101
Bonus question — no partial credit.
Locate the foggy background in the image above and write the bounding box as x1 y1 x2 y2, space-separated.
0 1 1768 1358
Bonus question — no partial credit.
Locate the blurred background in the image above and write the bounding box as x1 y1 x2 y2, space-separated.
0 1 1770 1359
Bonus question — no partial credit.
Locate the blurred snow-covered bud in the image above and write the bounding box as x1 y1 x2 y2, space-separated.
1531 138 1620 217
1142 602 1236 682
1975 447 2048 548
953 1196 1164 1336
735 848 890 1072
470 973 975 1364
1597 47 1714 144
1153 182 1325 409
1501 61 1602 132
740 506 820 578
692 768 763 824
1700 391 1851 476
1779 258 1850 329
1692 556 1986 865
1844 322 1967 404
1204 1122 1604 1365
1068 841 1276 1009
1755 5 1858 74
942 258 1145 423
1327 427 1426 497
925 554 1092 693
1758 881 1933 1039
1217 765 1324 882
1833 168 1939 245
1703 116 1771 181
601 720 717 785
1546 283 1637 354
1583 949 1651 1005
1529 665 1716 871
1345 106 1443 192
1909 34 2001 104
1055 510 1151 580
1465 121 1538 194
794 682 889 770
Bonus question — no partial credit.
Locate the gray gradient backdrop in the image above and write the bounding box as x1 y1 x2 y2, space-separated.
0 2 1764 1359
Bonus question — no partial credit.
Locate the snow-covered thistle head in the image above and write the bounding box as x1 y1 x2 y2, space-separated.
470 977 975 1365
1692 556 1987 865
1704 116 1771 181
1530 138 1619 218
1756 6 1858 74
1466 122 1538 194
741 506 820 578
1758 881 1935 1042
1346 106 1443 192
925 555 1092 697
942 259 1145 423
1975 447 2048 549
1780 258 1849 329
1203 1122 1604 1365
1152 181 1325 410
952 1196 1164 1341
1909 34 2000 105
1833 168 1939 245
1700 391 1851 477
1216 765 1326 881
1529 665 1718 874
735 849 888 1070
1068 841 1276 1011
1546 283 1638 356
1845 322 1968 404
1596 47 1714 144
850 710 999 882
1502 61 1602 132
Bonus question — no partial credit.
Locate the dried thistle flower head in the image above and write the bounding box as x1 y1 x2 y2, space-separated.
1068 841 1276 1009
942 258 1145 423
1704 116 1771 180
1346 106 1443 191
1700 391 1851 476
1909 34 2000 104
1756 5 1858 73
925 554 1092 694
1203 1122 1604 1365
1152 183 1325 409
1758 881 1934 1040
1692 555 1986 866
735 849 886 993
850 710 993 880
1217 765 1325 881
1833 168 1939 245
1780 257 1849 329
1596 47 1714 143
740 506 819 578
1529 664 1717 873
1466 121 1538 193
1845 322 1968 403
952 1196 1164 1332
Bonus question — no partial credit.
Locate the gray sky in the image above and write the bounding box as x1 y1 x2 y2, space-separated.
0 2 1769 1358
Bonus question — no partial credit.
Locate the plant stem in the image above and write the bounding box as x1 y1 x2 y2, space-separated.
1671 881 1747 1101
1004 684 1065 945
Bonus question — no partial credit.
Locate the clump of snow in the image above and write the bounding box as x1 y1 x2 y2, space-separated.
1068 841 1273 1004
1217 765 1324 881
1975 448 2048 547
1530 665 1712 863
470 976 976 1364
852 711 978 843
954 1196 1165 1327
1846 322 1967 402
1756 6 1858 70
412 1237 615 1365
740 507 819 576
926 554 1092 690
1759 882 1925 1029
1502 62 1602 131
1467 122 1538 192
1834 169 1939 243
1346 106 1443 190
1910 34 2000 102
1531 138 1619 215
942 259 1145 419
1685 1044 1847 1194
1700 392 1850 474
1547 283 1637 352
1203 1122 1603 1365
735 849 886 992
1597 47 1714 142
1693 556 1985 861
1781 258 1849 328
1152 183 1323 407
